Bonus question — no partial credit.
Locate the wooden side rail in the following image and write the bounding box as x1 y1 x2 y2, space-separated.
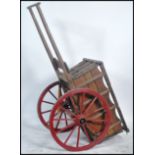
100 63 129 132
83 58 103 65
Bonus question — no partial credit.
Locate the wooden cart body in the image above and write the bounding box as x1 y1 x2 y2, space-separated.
53 57 129 138
27 2 129 149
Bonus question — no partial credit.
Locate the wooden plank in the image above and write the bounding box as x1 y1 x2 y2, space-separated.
70 61 91 75
72 78 82 87
85 72 96 90
90 68 105 92
73 75 86 88
70 61 89 73
84 71 92 80
90 67 108 97
88 82 98 91
91 67 101 75
95 78 107 92
74 63 96 76
77 72 104 88
70 60 86 72
72 63 97 79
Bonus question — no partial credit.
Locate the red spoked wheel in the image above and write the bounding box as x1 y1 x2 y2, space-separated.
38 81 65 128
49 88 111 151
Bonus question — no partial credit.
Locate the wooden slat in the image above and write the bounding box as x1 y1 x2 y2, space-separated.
77 72 104 88
70 61 91 75
85 71 98 91
73 63 96 76
70 60 86 72
70 61 89 74
88 82 98 92
95 78 107 92
73 75 86 88
72 63 98 79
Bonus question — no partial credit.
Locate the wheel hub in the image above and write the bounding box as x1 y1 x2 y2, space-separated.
74 114 87 125
80 118 86 124
63 102 70 109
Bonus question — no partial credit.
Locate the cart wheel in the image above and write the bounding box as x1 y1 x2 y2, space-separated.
49 88 111 151
38 81 65 128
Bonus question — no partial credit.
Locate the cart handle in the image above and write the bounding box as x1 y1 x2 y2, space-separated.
27 2 71 82
27 2 40 9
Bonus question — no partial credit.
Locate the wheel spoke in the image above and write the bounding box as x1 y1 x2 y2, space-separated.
86 107 105 118
69 96 78 113
87 119 107 125
42 100 55 105
41 109 52 114
79 93 85 113
55 112 63 129
64 126 76 144
87 112 104 120
61 107 76 117
64 112 68 126
86 122 100 131
38 82 62 128
76 126 80 147
49 90 57 100
82 124 91 142
53 118 72 121
83 97 97 114
57 122 76 133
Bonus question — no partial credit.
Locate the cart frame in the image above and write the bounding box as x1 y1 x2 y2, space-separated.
27 2 128 132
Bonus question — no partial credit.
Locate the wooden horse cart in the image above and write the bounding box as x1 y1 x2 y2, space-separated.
27 2 129 151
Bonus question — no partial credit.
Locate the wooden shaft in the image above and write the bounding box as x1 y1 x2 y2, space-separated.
27 7 61 78
36 4 70 80
28 8 54 64
28 3 75 88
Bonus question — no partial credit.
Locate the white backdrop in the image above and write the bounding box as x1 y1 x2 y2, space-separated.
21 1 133 154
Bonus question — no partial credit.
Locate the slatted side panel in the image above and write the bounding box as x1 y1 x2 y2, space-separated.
72 66 123 138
